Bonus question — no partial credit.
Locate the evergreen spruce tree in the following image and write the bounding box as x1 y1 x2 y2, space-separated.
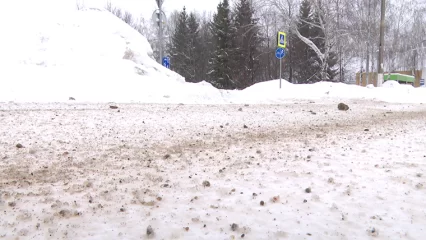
170 7 190 80
198 14 214 82
187 12 202 82
232 0 261 88
209 0 235 89
327 51 339 81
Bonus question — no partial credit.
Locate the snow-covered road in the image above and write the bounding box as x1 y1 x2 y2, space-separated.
1 101 425 240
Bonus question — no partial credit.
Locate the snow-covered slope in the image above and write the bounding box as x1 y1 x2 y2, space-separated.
0 6 187 102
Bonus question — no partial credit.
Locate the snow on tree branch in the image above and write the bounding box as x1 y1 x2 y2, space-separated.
291 24 324 63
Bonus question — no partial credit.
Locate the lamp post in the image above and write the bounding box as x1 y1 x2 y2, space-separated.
155 0 165 64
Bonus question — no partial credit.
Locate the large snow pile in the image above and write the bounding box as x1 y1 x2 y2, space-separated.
0 5 190 103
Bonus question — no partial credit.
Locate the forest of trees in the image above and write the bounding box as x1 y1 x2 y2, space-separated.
107 0 426 90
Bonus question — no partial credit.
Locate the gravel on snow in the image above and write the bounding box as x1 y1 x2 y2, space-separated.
0 101 425 240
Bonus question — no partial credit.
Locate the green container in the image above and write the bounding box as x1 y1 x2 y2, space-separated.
383 73 415 83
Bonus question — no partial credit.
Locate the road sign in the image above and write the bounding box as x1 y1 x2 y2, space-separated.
275 48 285 59
420 79 425 86
277 32 287 48
162 56 170 69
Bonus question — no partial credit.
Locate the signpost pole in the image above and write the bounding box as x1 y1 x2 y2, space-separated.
279 57 282 89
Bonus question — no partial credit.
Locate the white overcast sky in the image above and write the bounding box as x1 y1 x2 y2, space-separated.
3 0 221 21
86 0 222 19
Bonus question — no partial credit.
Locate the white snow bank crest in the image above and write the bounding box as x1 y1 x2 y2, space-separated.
382 80 401 88
0 8 183 81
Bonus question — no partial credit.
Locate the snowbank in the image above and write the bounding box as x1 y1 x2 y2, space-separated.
237 80 426 104
0 6 185 103
382 80 401 88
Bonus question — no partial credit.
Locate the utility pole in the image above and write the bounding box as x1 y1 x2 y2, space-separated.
335 0 343 82
365 0 371 85
377 0 386 87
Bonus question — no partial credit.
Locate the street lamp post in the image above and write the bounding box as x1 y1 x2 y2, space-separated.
156 0 164 64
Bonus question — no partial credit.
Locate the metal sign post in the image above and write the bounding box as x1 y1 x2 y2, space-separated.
275 48 286 88
280 55 282 88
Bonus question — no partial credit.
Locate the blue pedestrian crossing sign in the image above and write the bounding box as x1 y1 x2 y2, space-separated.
277 31 287 48
275 48 286 59
162 56 170 69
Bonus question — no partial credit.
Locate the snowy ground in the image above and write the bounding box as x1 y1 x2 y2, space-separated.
1 5 426 240
1 100 425 240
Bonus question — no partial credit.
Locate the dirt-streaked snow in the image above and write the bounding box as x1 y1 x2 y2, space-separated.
1 101 425 239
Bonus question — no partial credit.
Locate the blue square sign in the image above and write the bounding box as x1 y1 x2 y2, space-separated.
162 56 170 69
